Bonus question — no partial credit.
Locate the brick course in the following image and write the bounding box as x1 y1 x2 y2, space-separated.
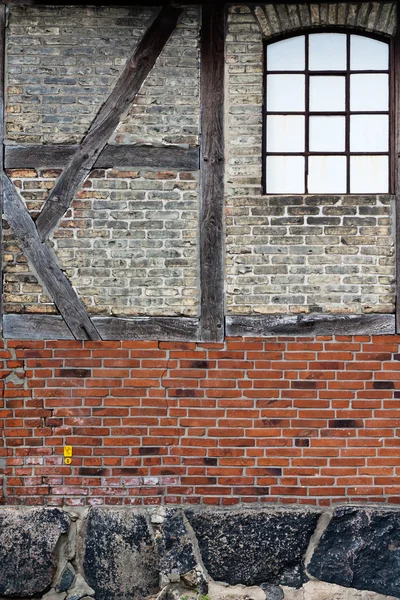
2 336 400 507
226 4 397 316
6 6 200 146
4 168 199 316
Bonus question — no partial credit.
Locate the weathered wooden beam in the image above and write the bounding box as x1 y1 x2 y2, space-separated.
93 317 199 341
0 6 5 332
3 175 101 340
3 314 74 340
226 314 396 337
35 5 183 241
199 4 225 343
394 11 400 332
5 144 200 171
3 314 199 341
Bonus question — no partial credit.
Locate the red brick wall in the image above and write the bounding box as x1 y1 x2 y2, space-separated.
1 335 400 507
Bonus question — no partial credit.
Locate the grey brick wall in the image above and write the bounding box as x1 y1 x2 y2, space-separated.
6 5 200 146
4 5 201 318
5 168 199 317
225 3 396 316
227 194 395 315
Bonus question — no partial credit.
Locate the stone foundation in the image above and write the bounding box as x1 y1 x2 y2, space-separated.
1 506 399 600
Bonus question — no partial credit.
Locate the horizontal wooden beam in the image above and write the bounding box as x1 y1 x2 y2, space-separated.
5 144 200 171
0 1 377 4
93 317 199 341
3 314 74 339
226 314 396 337
4 313 398 340
35 5 183 241
3 314 199 341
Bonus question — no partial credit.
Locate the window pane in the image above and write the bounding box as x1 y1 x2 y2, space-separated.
309 33 347 71
350 115 389 152
351 35 389 71
350 156 389 193
267 36 305 71
267 115 305 152
308 156 347 193
310 76 346 112
266 156 305 193
351 74 389 111
309 116 346 152
267 75 305 112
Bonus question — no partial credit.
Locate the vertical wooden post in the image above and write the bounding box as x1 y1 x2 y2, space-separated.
394 8 400 332
199 4 225 343
0 4 5 333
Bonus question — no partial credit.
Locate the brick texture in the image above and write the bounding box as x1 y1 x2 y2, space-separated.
226 4 397 316
6 5 199 146
5 168 199 317
2 336 400 507
227 194 395 315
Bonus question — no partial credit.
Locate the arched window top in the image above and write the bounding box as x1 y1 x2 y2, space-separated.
254 3 397 41
266 32 389 73
264 32 391 194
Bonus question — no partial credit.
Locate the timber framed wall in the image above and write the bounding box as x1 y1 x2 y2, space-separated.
2 2 400 510
1 2 399 342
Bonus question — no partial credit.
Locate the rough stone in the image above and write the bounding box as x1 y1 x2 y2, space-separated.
185 509 320 587
66 574 94 600
154 509 207 594
56 563 76 593
0 508 70 597
262 584 284 600
83 508 160 600
308 507 400 598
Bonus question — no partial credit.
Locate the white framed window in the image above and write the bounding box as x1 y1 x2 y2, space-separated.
264 32 391 194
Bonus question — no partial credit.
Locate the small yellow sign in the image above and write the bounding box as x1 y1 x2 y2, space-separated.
65 457 72 465
64 446 73 458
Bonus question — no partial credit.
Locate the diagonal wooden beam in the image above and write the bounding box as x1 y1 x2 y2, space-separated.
3 175 101 340
35 5 183 241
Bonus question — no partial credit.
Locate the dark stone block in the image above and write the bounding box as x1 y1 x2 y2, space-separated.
185 509 320 588
0 508 70 597
154 510 207 594
83 508 159 600
308 506 400 598
158 511 197 576
56 563 76 593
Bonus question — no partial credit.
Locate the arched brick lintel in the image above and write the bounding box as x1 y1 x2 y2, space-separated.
253 3 397 40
